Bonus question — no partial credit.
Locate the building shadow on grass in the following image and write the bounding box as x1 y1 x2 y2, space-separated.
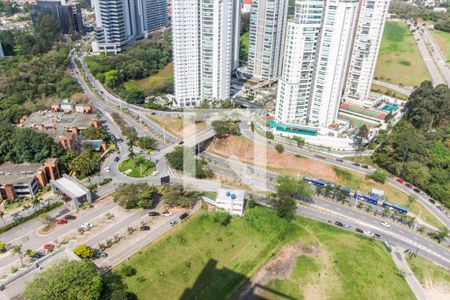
180 259 296 300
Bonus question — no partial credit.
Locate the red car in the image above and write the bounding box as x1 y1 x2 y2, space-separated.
43 243 54 250
56 219 68 225
396 178 404 184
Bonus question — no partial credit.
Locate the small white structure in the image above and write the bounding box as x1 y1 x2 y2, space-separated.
371 188 385 199
216 188 245 216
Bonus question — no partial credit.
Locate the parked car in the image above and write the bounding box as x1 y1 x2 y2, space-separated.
362 165 369 169
405 183 413 189
334 221 344 227
81 223 93 230
363 230 374 237
178 141 184 145
114 156 120 162
170 220 178 226
43 243 54 250
380 221 391 228
151 171 160 176
413 188 421 193
56 219 68 225
352 162 361 167
344 224 353 230
374 233 381 239
437 205 444 212
140 225 150 231
179 212 189 221
104 167 111 173
396 178 404 184
355 228 364 233
95 252 108 258
64 214 76 220
148 211 160 217
162 211 173 217
336 158 344 163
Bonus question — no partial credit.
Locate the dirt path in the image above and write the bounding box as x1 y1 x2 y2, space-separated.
239 242 321 300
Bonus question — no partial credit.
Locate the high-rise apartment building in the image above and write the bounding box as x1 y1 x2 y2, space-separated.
93 0 146 53
144 0 169 33
344 0 390 104
172 0 240 107
276 0 385 132
93 0 168 53
30 0 85 35
247 0 288 80
308 0 360 127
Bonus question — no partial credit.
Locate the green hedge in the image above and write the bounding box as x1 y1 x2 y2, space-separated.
0 202 64 234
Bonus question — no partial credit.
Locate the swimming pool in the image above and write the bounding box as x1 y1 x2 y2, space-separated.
381 103 399 112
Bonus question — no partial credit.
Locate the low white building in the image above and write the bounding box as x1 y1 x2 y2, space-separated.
216 188 245 216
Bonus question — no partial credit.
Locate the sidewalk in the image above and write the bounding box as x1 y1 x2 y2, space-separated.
391 247 427 300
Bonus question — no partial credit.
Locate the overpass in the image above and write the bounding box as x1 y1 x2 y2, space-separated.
160 127 216 155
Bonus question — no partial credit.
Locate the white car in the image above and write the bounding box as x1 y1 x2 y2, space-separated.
363 230 374 237
81 223 93 230
151 171 160 176
380 221 391 228
104 167 111 173
162 211 172 217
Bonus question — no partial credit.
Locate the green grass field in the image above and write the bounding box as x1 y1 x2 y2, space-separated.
430 29 450 63
124 63 173 95
240 32 249 60
118 157 156 177
408 256 450 291
114 207 414 300
375 21 431 86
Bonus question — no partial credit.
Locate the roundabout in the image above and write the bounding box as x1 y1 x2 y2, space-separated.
118 156 156 178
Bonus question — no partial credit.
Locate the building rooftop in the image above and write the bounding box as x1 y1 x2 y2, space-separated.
217 188 245 203
20 111 97 141
0 162 41 185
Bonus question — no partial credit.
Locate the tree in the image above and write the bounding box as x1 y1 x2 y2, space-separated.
162 184 200 208
273 175 313 219
11 244 24 265
73 244 94 259
113 183 160 209
126 90 145 104
370 169 388 183
137 136 157 150
104 69 119 88
80 127 108 140
23 260 102 300
119 265 136 277
266 132 274 140
165 146 210 178
211 120 241 138
353 125 369 155
127 139 135 160
122 126 138 143
429 227 449 243
275 143 284 154
0 241 6 253
212 209 232 226
293 136 305 147
69 148 100 177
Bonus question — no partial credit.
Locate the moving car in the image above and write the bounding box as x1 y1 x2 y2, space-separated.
104 166 111 173
362 165 369 169
380 221 391 228
179 212 189 221
55 219 68 225
114 156 120 162
162 211 173 217
396 178 404 184
355 228 364 233
148 211 160 216
336 158 344 163
374 233 381 239
151 171 160 176
352 162 361 167
169 220 178 226
64 214 76 220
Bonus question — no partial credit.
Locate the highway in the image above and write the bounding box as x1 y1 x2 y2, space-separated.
421 27 450 86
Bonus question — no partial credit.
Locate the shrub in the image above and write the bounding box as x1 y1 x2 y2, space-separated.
119 265 137 277
212 210 232 226
370 169 388 183
275 143 284 153
73 244 94 259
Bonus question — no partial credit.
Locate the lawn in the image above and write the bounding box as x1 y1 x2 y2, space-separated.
375 21 431 86
148 115 206 138
124 63 174 96
240 32 249 61
207 135 443 228
430 29 450 63
371 83 409 100
118 157 156 177
114 207 414 300
407 256 450 297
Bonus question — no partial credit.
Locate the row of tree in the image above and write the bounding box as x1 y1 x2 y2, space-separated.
372 82 450 208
